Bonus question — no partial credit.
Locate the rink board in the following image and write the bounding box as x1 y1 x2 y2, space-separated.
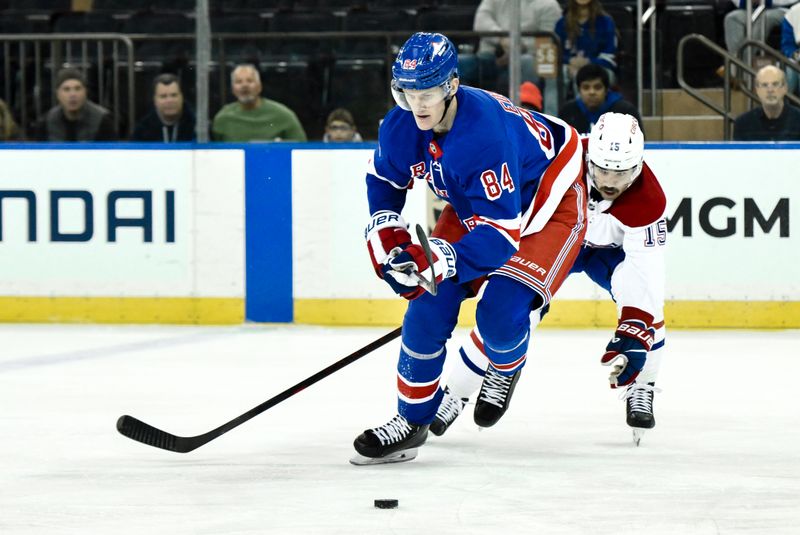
0 145 247 324
291 143 800 329
1 142 799 327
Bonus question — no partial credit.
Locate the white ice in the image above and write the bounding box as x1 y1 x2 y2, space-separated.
1 324 799 535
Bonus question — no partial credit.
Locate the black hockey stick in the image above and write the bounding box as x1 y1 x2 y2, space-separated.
117 327 403 453
410 223 438 296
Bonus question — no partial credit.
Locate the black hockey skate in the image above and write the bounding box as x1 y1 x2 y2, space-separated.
473 366 521 428
430 387 467 437
624 382 659 446
350 414 429 466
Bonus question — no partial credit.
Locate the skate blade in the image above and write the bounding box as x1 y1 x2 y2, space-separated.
349 448 418 466
632 428 646 447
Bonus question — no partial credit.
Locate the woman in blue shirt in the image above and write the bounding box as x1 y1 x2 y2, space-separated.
555 0 618 92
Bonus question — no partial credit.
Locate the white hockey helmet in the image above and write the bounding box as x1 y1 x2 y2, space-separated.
587 113 644 199
588 112 644 172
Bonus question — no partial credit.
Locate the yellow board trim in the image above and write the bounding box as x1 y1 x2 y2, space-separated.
0 297 244 324
2 297 796 328
295 299 800 329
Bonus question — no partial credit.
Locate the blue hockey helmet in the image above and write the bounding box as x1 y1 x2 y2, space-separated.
391 32 459 110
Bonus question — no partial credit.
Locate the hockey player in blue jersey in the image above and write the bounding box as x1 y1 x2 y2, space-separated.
430 112 667 446
352 32 588 465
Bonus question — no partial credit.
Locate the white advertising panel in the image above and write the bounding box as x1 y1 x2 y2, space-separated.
647 149 799 300
293 147 799 302
292 149 428 299
0 149 245 297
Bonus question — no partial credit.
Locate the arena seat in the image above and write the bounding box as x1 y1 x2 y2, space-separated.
52 11 121 33
339 8 414 59
211 14 268 64
267 10 341 60
328 58 389 139
121 11 194 63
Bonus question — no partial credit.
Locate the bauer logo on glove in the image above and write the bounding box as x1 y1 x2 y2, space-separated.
365 210 412 278
381 236 457 300
600 312 654 389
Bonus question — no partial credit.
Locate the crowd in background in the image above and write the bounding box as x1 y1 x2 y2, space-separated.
1 0 800 142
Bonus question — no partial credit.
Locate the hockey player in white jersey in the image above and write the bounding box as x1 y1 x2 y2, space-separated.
432 112 666 445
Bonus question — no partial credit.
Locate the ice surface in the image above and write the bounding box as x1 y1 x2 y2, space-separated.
1 324 799 534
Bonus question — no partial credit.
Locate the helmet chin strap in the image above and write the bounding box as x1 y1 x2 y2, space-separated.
435 92 455 130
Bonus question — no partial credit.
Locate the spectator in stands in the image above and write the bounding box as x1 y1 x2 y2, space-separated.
323 108 362 142
733 64 800 140
519 80 543 111
0 98 21 141
782 4 800 96
718 0 796 79
468 0 562 108
132 74 196 142
558 63 644 135
37 68 116 142
212 64 307 142
554 0 618 93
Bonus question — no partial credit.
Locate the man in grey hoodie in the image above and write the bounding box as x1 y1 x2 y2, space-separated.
37 68 116 142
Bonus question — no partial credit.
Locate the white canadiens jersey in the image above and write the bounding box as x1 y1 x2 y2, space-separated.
584 158 667 322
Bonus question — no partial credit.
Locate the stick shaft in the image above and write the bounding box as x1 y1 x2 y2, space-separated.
117 327 403 452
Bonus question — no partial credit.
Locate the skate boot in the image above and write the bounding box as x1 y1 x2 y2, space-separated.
430 387 467 437
473 366 521 428
624 382 660 446
350 414 429 465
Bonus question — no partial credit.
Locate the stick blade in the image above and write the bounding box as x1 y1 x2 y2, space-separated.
116 414 192 453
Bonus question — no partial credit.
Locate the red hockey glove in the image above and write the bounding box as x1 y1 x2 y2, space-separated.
365 210 412 278
600 308 655 389
381 238 457 300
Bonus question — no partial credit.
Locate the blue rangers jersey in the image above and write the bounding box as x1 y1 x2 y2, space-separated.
366 85 583 283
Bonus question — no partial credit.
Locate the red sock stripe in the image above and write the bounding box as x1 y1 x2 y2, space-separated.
491 354 527 372
397 375 440 400
470 330 486 355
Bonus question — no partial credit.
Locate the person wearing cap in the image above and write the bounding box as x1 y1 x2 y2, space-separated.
37 68 116 142
519 81 543 112
323 108 363 142
557 63 643 135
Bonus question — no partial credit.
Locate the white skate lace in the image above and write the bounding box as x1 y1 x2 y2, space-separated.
478 368 513 408
371 415 413 446
622 383 661 414
435 389 466 424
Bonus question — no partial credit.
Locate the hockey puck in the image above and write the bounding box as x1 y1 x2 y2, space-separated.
374 499 398 509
